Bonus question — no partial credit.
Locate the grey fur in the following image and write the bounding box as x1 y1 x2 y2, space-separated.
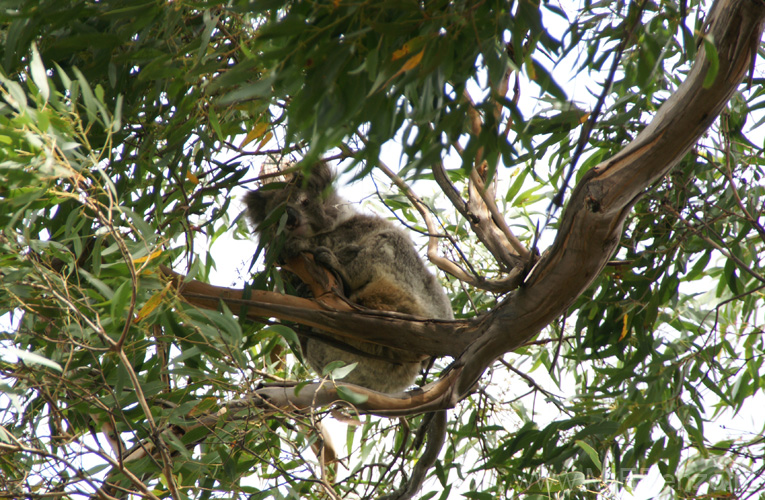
244 163 453 393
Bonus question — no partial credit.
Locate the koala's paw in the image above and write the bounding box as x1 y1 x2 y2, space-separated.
312 246 339 268
312 246 351 295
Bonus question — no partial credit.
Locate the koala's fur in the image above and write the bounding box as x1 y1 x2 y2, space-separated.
244 163 453 393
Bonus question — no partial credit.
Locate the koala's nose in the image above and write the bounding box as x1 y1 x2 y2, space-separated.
285 206 300 229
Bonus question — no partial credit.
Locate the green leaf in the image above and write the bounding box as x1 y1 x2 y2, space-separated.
323 360 358 380
29 43 50 102
702 37 720 89
2 347 62 372
111 281 133 323
575 440 602 472
336 385 369 405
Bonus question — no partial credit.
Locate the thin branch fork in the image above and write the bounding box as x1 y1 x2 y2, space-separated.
461 89 529 265
375 158 526 293
351 132 526 292
430 159 528 290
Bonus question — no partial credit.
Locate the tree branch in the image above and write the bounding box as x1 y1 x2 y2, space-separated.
162 0 765 414
161 263 473 359
375 158 526 292
454 0 765 396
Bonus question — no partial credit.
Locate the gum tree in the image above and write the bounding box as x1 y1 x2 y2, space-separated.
1 0 764 499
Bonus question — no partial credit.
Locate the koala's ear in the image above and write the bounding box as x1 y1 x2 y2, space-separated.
307 161 336 193
243 190 269 225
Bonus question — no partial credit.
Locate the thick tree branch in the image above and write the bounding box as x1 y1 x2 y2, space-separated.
454 0 765 396
162 263 472 359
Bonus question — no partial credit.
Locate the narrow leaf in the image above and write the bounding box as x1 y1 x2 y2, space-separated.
575 440 602 472
29 43 50 102
3 347 62 372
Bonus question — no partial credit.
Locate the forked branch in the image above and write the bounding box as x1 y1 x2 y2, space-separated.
163 0 765 417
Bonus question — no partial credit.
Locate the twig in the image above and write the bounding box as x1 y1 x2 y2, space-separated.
663 203 765 284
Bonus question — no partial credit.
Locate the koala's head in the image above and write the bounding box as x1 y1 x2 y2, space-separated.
244 162 352 242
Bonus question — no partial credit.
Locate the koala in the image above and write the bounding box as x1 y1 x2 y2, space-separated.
244 162 453 393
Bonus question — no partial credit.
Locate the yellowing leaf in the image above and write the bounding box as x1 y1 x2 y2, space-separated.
525 57 536 80
392 44 411 61
255 131 273 152
579 113 590 124
188 397 219 417
619 314 629 341
240 122 269 148
401 49 424 72
133 249 163 264
186 171 199 184
135 290 165 322
135 281 173 322
381 49 426 91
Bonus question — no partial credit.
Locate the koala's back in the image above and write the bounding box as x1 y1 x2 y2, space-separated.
303 213 453 393
315 214 451 318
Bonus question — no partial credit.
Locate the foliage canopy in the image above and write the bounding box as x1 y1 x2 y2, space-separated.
1 0 764 499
